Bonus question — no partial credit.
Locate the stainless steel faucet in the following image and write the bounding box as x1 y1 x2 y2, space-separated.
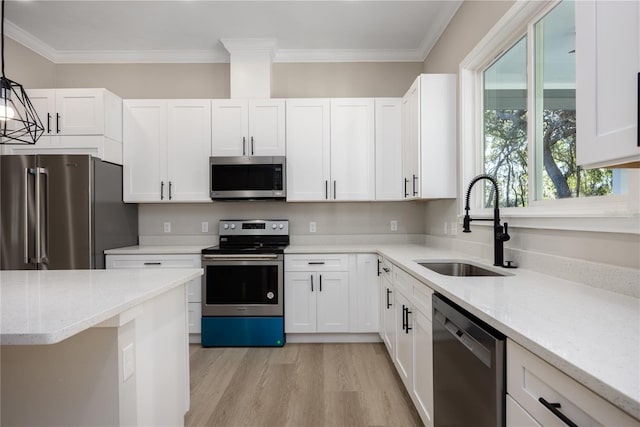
462 174 514 268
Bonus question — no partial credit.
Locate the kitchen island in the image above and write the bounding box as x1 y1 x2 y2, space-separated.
0 268 202 426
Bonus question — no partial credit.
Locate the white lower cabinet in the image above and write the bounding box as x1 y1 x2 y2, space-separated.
284 253 379 335
394 290 414 390
105 253 202 341
507 339 639 427
284 254 350 333
507 395 541 427
379 257 395 355
285 271 349 333
412 307 434 427
380 262 435 427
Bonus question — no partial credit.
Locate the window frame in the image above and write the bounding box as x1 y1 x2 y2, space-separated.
459 0 639 234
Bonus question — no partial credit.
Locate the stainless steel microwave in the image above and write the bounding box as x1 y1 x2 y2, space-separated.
209 156 286 200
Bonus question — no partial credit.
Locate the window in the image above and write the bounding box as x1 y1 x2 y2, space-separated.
460 0 637 233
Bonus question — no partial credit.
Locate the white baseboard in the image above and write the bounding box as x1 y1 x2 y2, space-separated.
286 333 382 343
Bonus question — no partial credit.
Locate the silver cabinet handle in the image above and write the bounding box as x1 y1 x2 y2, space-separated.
325 180 328 200
56 113 61 133
310 274 314 292
251 136 254 155
308 261 325 265
46 113 51 134
319 274 322 292
160 181 164 200
404 178 409 198
412 174 418 196
169 181 172 200
333 180 336 200
23 168 31 264
243 136 246 156
144 262 162 266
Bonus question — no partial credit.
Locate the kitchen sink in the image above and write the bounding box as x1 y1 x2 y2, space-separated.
416 261 507 277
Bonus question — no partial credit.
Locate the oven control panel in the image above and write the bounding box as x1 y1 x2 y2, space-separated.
219 219 289 235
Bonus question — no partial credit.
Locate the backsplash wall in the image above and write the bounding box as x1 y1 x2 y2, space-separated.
138 202 427 245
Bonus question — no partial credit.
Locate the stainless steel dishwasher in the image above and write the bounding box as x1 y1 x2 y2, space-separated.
432 294 506 427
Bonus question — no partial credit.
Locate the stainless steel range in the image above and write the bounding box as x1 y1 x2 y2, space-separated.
201 219 288 347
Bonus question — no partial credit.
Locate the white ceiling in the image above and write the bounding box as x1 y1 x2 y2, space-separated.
4 0 462 64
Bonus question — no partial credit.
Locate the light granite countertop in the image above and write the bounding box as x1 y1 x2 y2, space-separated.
286 243 640 420
0 268 203 345
102 242 639 419
104 245 212 255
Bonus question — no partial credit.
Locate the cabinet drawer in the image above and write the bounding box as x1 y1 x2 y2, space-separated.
507 340 638 426
411 281 432 320
187 302 201 334
379 257 393 279
187 278 202 303
393 266 412 295
106 254 200 269
507 395 541 427
285 254 349 272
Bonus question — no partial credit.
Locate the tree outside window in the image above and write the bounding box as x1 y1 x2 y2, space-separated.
482 0 613 209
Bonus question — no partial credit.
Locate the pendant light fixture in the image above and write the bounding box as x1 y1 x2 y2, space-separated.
0 0 43 145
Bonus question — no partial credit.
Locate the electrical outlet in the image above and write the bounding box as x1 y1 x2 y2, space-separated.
163 222 171 233
443 222 448 235
390 220 398 232
450 222 458 236
122 343 135 381
309 222 317 233
201 222 208 233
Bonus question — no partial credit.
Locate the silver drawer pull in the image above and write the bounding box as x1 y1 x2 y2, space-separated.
144 262 162 265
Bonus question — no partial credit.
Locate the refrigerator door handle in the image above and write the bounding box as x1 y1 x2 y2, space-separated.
35 167 48 264
24 168 32 264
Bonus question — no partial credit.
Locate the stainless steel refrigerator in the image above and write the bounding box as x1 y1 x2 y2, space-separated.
0 154 138 270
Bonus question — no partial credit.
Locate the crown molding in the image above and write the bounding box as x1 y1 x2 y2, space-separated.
274 48 424 63
418 0 463 61
53 50 229 64
4 20 57 63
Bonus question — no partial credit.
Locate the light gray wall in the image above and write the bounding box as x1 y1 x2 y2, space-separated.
139 202 427 244
422 1 640 270
273 62 423 98
3 38 56 88
54 63 231 99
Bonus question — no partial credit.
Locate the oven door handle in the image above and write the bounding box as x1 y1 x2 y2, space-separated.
202 254 280 261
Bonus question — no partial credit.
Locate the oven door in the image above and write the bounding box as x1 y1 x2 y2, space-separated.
202 254 283 317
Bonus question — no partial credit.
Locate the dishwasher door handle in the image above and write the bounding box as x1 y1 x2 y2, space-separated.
435 308 492 368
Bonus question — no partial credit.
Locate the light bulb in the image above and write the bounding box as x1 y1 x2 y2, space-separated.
0 103 15 121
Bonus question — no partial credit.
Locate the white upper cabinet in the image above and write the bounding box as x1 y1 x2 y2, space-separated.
123 99 211 203
3 88 123 164
166 100 212 202
285 99 332 201
402 78 421 199
576 0 640 168
248 99 286 156
401 74 457 199
211 99 285 156
419 74 457 199
330 98 376 200
375 98 403 200
123 100 165 202
286 98 375 201
211 100 247 156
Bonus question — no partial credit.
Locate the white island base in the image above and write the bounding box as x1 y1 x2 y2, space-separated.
1 269 199 426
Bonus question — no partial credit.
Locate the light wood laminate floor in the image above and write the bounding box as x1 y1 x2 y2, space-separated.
186 343 423 427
